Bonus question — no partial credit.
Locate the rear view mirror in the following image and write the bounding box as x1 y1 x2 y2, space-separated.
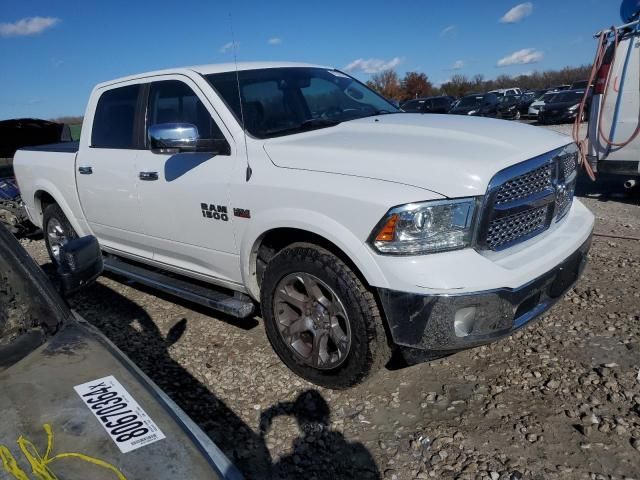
57 236 103 296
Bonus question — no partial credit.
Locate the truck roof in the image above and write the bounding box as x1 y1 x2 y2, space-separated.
95 61 329 89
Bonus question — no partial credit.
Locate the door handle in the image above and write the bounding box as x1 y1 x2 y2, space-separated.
78 166 93 175
139 171 159 181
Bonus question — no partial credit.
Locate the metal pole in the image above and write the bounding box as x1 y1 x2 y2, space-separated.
594 19 640 37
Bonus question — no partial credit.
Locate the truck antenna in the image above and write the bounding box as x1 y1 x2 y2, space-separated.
228 7 252 181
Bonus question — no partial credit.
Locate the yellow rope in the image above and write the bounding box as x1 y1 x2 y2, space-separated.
0 446 29 480
1 424 127 480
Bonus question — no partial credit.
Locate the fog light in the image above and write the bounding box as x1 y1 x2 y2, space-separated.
454 307 477 337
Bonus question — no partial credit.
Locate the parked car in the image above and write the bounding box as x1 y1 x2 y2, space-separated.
528 91 558 118
449 93 499 116
570 80 591 90
0 224 241 479
401 96 454 114
14 62 594 389
516 91 541 115
489 88 523 97
539 89 591 124
0 118 71 235
496 94 523 120
589 22 640 178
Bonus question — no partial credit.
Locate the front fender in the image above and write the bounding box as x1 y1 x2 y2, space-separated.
239 208 389 300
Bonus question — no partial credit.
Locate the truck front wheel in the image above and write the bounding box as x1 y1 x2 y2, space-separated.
43 203 78 266
260 244 391 389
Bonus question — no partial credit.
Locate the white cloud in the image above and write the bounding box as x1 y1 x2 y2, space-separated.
267 37 282 45
499 3 533 23
219 41 239 54
440 25 456 37
497 48 543 67
0 16 60 37
451 60 464 70
344 57 403 74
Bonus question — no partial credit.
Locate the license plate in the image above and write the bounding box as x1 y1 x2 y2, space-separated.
74 375 166 453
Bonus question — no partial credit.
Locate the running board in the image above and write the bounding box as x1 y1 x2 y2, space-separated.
103 255 255 318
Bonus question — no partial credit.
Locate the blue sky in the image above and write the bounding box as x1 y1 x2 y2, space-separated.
0 0 620 120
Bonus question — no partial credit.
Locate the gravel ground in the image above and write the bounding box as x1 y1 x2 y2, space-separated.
20 122 640 480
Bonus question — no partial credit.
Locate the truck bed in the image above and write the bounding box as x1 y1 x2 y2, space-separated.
13 145 83 231
20 141 80 154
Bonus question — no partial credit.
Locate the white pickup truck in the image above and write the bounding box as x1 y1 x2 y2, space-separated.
15 62 594 388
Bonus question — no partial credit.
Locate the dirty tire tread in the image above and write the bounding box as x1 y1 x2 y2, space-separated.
43 203 77 265
260 243 391 389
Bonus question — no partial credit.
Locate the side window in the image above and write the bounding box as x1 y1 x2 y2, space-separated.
401 100 420 112
435 98 449 110
148 80 226 143
92 85 141 149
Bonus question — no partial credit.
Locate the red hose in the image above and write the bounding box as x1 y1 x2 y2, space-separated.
597 27 640 148
572 30 608 181
574 25 640 181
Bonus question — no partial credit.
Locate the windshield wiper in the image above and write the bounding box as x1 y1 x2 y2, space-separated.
344 109 397 122
264 118 342 137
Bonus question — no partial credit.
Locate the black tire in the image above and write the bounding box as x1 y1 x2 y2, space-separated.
260 244 392 389
43 203 77 266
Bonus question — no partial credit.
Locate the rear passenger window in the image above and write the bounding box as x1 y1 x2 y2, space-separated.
147 81 226 143
434 98 449 109
92 85 141 149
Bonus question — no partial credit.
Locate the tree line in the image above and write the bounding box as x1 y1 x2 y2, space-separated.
365 65 592 102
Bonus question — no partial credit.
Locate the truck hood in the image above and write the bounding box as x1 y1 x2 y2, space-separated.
263 114 570 197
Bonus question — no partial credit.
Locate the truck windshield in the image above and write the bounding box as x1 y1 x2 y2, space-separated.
549 91 585 104
456 96 483 108
205 67 399 139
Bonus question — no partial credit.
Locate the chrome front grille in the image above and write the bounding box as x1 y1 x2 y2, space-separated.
561 154 577 179
478 145 578 252
486 206 550 250
494 164 553 205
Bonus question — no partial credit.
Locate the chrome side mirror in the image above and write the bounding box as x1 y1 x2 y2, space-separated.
148 123 231 155
149 123 200 153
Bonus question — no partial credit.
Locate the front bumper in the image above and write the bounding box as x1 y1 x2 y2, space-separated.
539 110 577 124
378 235 591 352
497 109 518 119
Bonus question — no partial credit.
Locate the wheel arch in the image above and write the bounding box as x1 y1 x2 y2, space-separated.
241 219 388 302
33 186 85 235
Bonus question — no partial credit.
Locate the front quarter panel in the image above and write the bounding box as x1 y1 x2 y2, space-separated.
232 150 443 299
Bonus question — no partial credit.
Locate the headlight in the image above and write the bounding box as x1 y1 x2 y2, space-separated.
568 104 579 111
467 110 477 115
369 198 478 255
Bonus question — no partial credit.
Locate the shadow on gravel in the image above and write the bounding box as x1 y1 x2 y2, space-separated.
259 390 380 479
576 171 640 206
68 281 380 479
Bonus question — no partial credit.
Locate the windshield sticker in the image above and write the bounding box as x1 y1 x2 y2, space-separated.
74 376 165 453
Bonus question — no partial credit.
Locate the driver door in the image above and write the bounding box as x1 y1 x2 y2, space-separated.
135 77 240 283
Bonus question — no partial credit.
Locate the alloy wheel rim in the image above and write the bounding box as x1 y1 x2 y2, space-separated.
273 272 352 370
47 218 68 262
